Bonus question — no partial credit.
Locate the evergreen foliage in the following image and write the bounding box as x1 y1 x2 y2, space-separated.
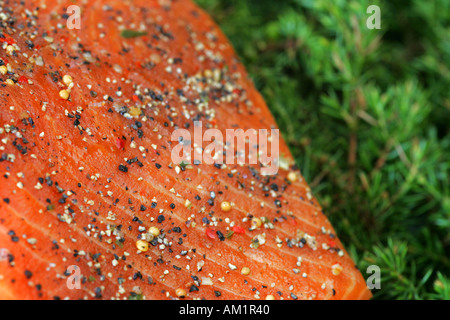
196 0 450 300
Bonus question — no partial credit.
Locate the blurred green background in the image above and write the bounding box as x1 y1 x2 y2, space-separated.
195 0 449 299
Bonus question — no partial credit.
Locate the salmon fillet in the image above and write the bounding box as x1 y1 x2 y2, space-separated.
0 0 371 300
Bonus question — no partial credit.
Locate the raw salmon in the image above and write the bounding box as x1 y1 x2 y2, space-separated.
0 0 371 300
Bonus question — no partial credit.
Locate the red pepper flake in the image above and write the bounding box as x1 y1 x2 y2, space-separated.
132 95 139 102
18 76 28 84
205 228 217 239
0 34 15 45
232 225 246 234
115 137 125 150
328 240 336 247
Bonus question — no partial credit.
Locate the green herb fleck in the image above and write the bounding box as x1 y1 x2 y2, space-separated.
128 292 144 300
115 239 124 248
120 30 147 38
